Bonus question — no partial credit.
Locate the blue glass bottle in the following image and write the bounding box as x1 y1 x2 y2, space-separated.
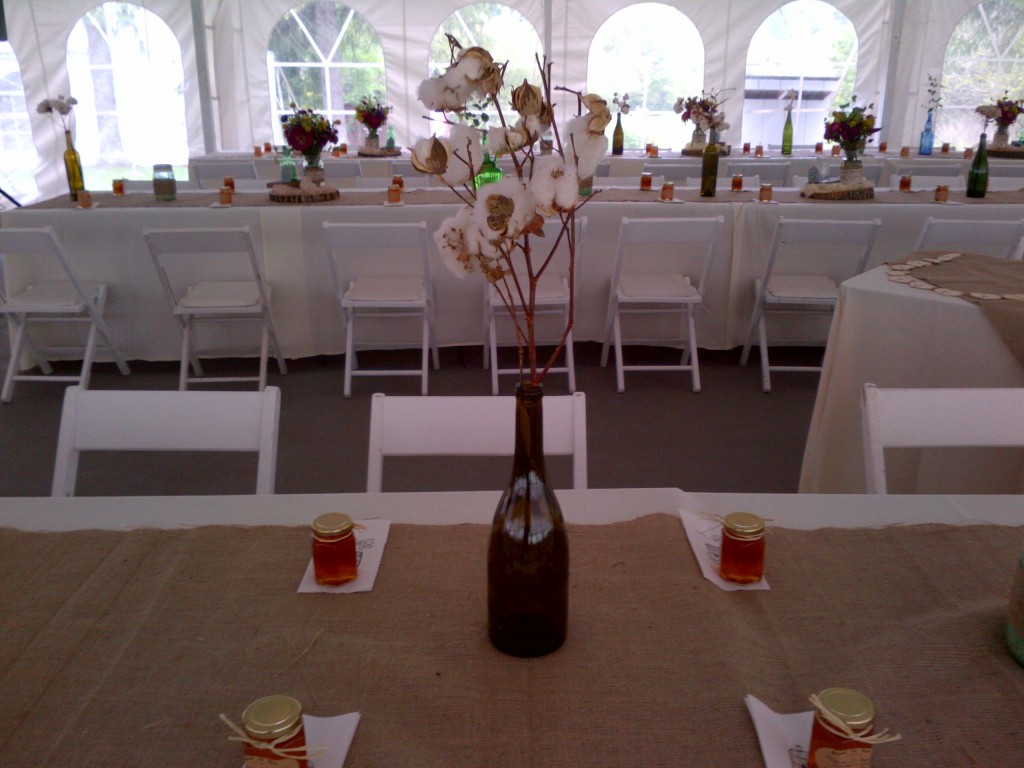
918 110 935 156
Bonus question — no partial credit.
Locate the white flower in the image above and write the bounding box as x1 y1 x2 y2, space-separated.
486 125 529 154
781 89 798 111
530 155 579 215
444 124 483 186
566 113 610 179
613 92 631 114
36 95 77 129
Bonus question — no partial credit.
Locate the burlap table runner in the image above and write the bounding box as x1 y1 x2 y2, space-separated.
3 514 1023 766
892 251 1024 366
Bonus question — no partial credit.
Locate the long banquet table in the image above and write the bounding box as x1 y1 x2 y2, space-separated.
2 488 1024 766
800 264 1024 494
3 184 1024 364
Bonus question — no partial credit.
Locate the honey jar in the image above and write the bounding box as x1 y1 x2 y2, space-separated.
758 183 773 203
77 190 93 208
934 184 949 203
311 512 358 586
649 144 659 158
640 172 653 190
387 184 402 204
660 181 675 201
964 147 974 159
223 176 235 192
899 146 910 158
241 695 310 768
830 144 841 157
754 144 764 157
339 143 349 155
807 688 875 768
391 174 405 189
332 146 342 158
253 145 263 158
814 142 824 154
941 142 951 154
219 186 233 206
263 141 273 154
742 142 751 154
731 174 743 192
719 512 765 583
112 178 126 196
899 175 912 192
878 141 888 153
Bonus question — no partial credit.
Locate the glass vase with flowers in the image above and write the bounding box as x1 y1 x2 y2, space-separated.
824 98 880 184
281 103 340 180
976 92 1023 148
413 34 609 657
36 94 83 201
355 96 391 149
674 89 730 155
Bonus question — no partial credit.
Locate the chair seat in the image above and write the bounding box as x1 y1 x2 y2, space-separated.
3 281 102 311
345 276 425 303
491 274 568 304
765 274 838 301
179 281 261 309
618 272 698 300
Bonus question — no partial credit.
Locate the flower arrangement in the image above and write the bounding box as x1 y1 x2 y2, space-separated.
613 92 630 114
781 89 798 112
976 92 1023 130
354 96 390 138
823 98 879 161
673 89 729 132
281 103 339 162
412 35 605 384
36 94 78 131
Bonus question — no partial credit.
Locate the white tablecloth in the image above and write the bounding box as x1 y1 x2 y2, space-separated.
800 265 1024 494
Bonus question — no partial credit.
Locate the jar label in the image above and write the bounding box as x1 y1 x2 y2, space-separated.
812 746 872 768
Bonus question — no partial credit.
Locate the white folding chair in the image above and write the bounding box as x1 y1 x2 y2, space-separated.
860 383 1024 494
484 216 586 395
686 175 761 190
0 227 130 402
366 391 587 492
143 226 287 390
727 161 790 187
600 216 725 393
51 385 280 496
740 217 881 392
322 222 439 398
913 216 1024 260
659 164 702 183
192 160 259 188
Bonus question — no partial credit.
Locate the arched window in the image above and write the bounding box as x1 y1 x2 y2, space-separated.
939 0 1024 150
744 1 858 149
67 2 188 184
0 42 37 205
588 3 704 150
268 1 385 146
427 3 542 136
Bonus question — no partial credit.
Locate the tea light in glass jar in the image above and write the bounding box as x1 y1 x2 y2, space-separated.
731 174 743 192
659 181 674 201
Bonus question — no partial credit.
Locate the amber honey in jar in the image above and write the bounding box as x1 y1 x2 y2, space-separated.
253 145 263 158
934 184 949 203
339 143 349 155
899 175 912 192
899 146 910 158
807 688 875 768
814 142 824 154
742 142 751 154
332 146 342 158
640 172 653 190
964 147 974 159
758 183 773 203
391 174 405 189
831 144 841 157
754 144 764 157
878 141 888 153
660 181 675 201
312 512 358 586
719 512 765 584
223 176 235 192
77 190 93 209
941 142 951 154
112 178 126 196
387 184 403 204
731 174 743 192
241 695 309 768
219 187 233 206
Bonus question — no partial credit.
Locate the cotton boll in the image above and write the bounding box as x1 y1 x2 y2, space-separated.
418 78 462 112
565 115 609 179
530 155 577 214
471 177 536 240
443 124 484 186
435 208 474 278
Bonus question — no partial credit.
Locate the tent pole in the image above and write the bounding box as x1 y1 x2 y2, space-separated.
190 0 217 154
879 0 906 146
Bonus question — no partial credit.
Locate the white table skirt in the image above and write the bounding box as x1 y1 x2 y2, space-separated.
800 265 1024 494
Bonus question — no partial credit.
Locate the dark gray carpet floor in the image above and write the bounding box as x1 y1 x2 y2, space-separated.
0 343 822 497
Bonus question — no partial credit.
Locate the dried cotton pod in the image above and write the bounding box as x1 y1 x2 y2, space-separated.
512 80 544 116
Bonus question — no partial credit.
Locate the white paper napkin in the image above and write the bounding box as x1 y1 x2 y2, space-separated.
744 695 813 768
298 518 391 593
305 712 360 768
679 509 770 591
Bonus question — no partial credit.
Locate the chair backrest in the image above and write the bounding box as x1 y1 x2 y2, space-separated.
52 385 281 496
366 391 587 491
143 226 270 309
727 161 790 185
860 383 1024 494
192 160 259 186
0 226 97 311
760 217 881 284
322 221 432 304
913 216 1024 260
658 163 701 182
611 216 725 297
606 157 647 177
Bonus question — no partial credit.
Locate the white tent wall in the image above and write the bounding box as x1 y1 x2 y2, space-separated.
2 1 999 203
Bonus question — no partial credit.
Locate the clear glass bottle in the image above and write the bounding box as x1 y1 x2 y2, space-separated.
63 130 85 202
311 512 358 586
919 110 935 156
719 512 765 583
488 382 569 657
966 131 988 198
152 164 177 201
700 127 720 198
612 112 624 155
241 695 309 768
781 110 793 155
807 688 875 768
279 147 297 183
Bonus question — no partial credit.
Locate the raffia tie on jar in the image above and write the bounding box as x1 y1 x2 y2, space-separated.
220 695 325 768
807 689 901 768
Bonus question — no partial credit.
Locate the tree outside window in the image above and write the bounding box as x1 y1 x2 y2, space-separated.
744 1 858 149
268 1 385 146
938 0 1024 150
67 2 188 186
588 3 704 151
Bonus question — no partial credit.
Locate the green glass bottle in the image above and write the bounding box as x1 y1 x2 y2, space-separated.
488 382 569 657
781 110 793 155
700 127 720 197
279 147 297 183
966 131 988 198
474 150 503 190
63 130 85 202
612 112 624 156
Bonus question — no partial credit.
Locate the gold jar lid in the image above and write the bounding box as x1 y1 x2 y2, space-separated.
816 687 875 728
241 695 303 739
312 512 354 539
723 511 765 538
